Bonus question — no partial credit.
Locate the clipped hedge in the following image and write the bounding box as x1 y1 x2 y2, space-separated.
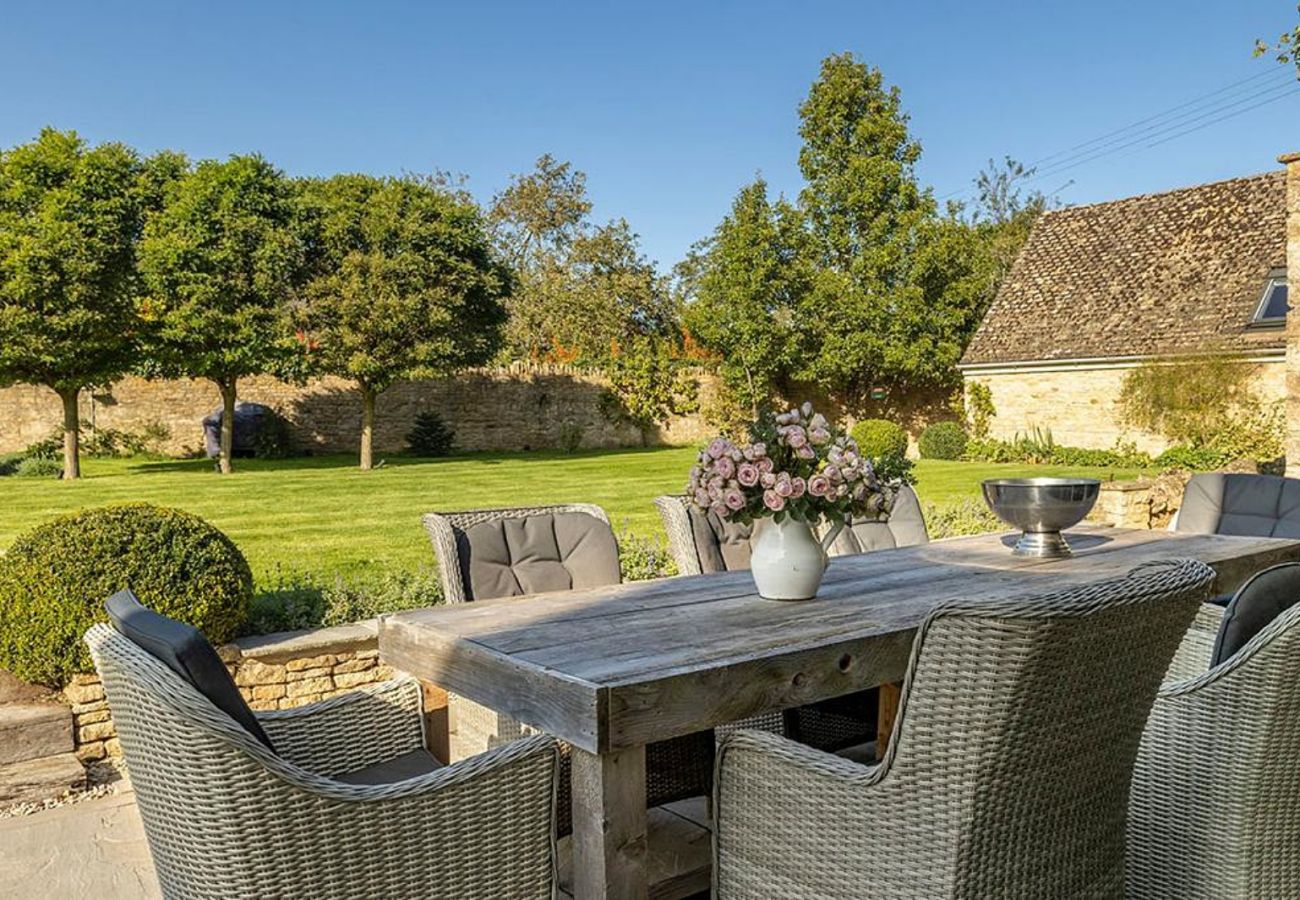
850 419 909 461
0 504 252 685
919 421 968 460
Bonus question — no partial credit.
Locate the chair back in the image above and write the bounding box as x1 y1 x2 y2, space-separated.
827 484 929 555
1175 472 1300 538
423 504 620 604
883 558 1212 896
655 495 754 575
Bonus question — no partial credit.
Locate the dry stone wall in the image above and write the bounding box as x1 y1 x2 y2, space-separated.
0 364 718 457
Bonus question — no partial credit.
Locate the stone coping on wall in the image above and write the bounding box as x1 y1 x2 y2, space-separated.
222 619 379 665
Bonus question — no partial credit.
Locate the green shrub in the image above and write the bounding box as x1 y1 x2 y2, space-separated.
963 431 1152 468
13 456 62 478
923 499 1004 539
617 527 677 582
23 432 62 460
82 427 147 458
918 421 968 460
850 419 908 461
1154 444 1234 471
0 453 23 476
406 411 456 457
245 566 443 636
251 408 295 459
965 382 996 440
558 420 586 454
0 504 253 685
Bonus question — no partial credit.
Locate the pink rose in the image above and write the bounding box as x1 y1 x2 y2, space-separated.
707 438 728 459
715 456 735 479
724 489 745 511
808 475 830 497
786 426 807 449
756 457 774 474
760 472 777 488
775 476 793 498
809 427 831 446
763 489 785 512
694 489 711 508
824 464 841 483
797 445 816 460
737 462 759 486
750 442 767 458
790 477 806 498
711 501 729 518
801 401 813 417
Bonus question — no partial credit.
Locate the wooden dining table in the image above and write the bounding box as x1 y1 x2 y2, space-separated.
378 524 1300 900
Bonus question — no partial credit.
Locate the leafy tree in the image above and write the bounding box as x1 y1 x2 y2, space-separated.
491 155 675 360
600 335 697 445
0 128 145 479
138 154 303 474
967 156 1049 291
1255 7 1300 74
297 173 509 469
680 177 811 417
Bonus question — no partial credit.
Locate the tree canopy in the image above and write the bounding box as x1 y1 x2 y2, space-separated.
297 172 510 468
0 128 146 478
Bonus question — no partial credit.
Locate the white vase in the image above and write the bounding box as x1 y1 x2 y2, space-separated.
749 517 844 601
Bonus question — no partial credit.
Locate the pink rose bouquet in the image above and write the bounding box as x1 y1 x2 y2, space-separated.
686 402 889 527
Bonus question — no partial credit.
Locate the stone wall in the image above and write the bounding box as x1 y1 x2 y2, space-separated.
62 621 391 763
964 358 1286 454
0 364 718 457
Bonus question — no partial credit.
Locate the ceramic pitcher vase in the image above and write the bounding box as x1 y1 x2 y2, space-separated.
750 516 844 601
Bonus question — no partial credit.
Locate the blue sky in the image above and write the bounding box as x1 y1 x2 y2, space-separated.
2 1 1297 270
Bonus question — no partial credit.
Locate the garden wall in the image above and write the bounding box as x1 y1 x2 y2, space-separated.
0 364 718 457
63 621 394 763
963 357 1286 454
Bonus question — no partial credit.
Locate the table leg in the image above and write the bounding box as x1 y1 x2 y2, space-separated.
878 682 901 758
419 681 450 765
570 744 649 900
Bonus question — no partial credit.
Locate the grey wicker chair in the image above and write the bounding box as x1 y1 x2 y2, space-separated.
713 558 1213 899
1172 472 1300 537
423 503 714 833
1127 576 1300 898
86 623 559 900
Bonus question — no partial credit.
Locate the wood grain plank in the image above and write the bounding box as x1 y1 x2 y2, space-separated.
570 745 649 900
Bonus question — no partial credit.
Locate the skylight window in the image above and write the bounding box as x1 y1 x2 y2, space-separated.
1252 270 1289 325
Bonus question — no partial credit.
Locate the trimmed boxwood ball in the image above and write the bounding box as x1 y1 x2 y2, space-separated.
918 421 968 460
0 504 252 686
850 419 909 461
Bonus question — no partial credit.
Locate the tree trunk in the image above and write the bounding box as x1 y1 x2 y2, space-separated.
360 385 376 470
58 387 80 480
218 378 236 475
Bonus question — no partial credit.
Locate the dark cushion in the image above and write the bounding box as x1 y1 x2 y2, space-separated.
105 589 275 750
1210 563 1300 666
1176 473 1300 538
336 748 443 785
831 485 930 555
687 507 754 573
458 511 621 601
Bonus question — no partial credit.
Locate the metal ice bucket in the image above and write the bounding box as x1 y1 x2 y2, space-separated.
981 477 1101 558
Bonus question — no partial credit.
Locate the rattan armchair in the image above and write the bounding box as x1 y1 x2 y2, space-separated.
423 504 714 833
1127 600 1300 897
713 558 1213 899
86 623 559 900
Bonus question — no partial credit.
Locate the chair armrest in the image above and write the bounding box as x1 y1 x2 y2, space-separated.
1162 602 1223 683
257 677 425 776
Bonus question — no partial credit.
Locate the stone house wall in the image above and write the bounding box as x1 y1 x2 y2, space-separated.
964 358 1286 455
63 621 391 763
0 364 719 457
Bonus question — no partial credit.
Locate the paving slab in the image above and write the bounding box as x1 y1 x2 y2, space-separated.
0 792 159 899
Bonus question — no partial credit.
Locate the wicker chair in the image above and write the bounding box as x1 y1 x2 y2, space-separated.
1172 472 1300 537
423 503 714 833
1127 575 1300 897
713 558 1213 899
86 623 559 900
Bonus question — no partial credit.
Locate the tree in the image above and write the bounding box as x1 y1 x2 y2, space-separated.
138 155 302 474
296 173 510 469
792 53 976 401
968 156 1049 290
1255 7 1300 75
0 128 145 479
491 156 675 361
600 335 698 446
680 177 811 417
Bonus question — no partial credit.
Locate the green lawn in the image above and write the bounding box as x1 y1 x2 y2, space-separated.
0 448 1150 586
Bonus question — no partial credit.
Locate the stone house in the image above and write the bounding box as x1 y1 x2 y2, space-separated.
959 155 1300 459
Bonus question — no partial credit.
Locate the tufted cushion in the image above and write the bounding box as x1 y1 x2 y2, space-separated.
830 485 930 555
1211 562 1300 666
687 507 755 573
457 512 621 601
1175 473 1300 538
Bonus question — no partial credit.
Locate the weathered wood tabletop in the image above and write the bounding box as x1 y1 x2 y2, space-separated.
378 525 1300 900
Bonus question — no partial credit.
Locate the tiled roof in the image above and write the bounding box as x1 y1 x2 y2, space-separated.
961 170 1286 366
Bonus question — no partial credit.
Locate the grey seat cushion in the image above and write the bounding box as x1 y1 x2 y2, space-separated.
458 511 621 600
336 748 443 785
687 507 755 573
830 484 930 555
105 589 275 750
1211 563 1300 666
1176 473 1300 538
